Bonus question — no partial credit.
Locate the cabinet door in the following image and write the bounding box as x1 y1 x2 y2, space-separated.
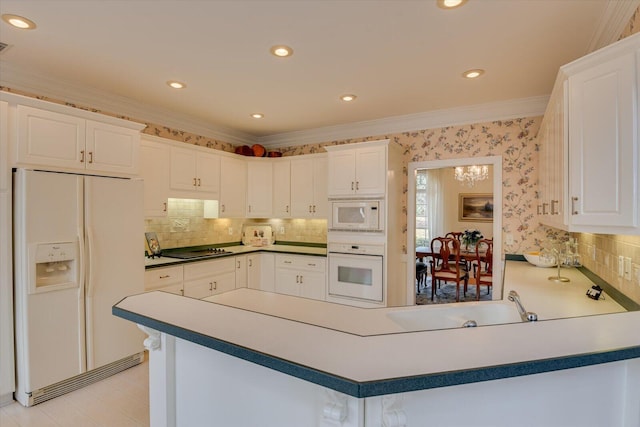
220 156 246 217
246 254 262 290
235 255 247 288
327 150 356 196
196 151 221 196
170 146 198 192
140 139 170 217
85 120 139 176
210 271 237 296
355 146 386 196
273 160 291 217
539 83 567 229
247 160 273 217
290 158 314 218
312 156 328 218
162 283 184 296
247 253 275 291
274 268 300 297
184 277 214 299
299 271 326 301
568 51 637 228
16 105 85 171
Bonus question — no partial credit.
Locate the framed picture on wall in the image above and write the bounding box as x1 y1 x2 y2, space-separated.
459 193 493 222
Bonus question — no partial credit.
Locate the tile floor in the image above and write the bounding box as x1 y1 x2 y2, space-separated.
0 360 149 427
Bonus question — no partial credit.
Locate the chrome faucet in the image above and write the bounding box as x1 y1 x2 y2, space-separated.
508 290 538 322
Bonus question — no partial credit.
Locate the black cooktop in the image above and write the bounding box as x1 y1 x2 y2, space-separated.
164 248 233 259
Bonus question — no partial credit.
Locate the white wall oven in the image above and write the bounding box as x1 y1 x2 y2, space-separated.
329 199 383 232
328 242 384 304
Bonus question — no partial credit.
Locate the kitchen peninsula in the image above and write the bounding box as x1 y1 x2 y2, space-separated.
115 261 640 427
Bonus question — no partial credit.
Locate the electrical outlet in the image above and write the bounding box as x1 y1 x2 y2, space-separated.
228 227 233 235
624 257 632 281
618 255 624 277
590 245 596 261
279 226 285 234
505 233 514 245
635 264 640 287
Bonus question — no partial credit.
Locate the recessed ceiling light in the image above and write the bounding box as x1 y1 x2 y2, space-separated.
2 14 37 29
251 113 264 119
167 80 186 89
436 0 468 9
270 45 293 58
340 94 357 102
462 69 485 79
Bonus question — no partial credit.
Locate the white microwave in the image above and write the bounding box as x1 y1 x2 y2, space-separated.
329 200 383 231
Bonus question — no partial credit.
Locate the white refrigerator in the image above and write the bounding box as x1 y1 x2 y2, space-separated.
13 169 145 406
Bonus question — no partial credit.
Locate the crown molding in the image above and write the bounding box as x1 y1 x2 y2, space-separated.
586 0 640 53
0 61 256 146
0 60 548 150
257 96 549 149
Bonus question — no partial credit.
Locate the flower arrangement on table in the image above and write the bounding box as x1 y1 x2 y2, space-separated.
461 229 483 249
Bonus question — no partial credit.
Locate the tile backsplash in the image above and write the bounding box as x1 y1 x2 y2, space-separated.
576 233 640 304
145 198 327 249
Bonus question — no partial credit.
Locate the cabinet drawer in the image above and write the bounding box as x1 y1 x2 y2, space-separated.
145 265 183 290
275 255 325 272
184 257 236 280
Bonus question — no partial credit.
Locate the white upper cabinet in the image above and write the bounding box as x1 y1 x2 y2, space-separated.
567 49 636 229
246 159 273 218
219 155 246 217
538 81 567 230
140 137 170 217
273 159 291 217
538 33 640 233
290 154 327 218
170 145 220 198
326 144 386 197
15 104 141 177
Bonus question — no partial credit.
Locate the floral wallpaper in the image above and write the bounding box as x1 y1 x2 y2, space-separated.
280 117 562 255
618 5 639 40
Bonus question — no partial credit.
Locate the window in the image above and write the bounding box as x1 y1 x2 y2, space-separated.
415 171 428 247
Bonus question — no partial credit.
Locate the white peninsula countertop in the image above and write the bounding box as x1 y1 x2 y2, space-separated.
114 260 640 398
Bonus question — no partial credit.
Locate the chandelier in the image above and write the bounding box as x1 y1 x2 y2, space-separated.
454 165 489 187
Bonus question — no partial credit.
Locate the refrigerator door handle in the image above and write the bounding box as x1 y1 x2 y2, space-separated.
77 229 86 296
85 227 95 298
77 228 87 372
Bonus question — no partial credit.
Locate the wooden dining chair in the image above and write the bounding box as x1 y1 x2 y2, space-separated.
470 238 493 300
445 231 469 270
429 237 469 302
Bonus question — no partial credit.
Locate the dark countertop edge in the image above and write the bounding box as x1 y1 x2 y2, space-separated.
112 304 640 399
505 255 640 312
145 242 327 269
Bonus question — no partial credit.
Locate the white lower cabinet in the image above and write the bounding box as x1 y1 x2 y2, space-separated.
247 253 275 292
144 265 184 296
275 255 326 301
234 255 247 288
183 257 236 299
145 252 326 300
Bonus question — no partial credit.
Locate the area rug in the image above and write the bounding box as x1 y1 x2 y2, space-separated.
416 278 492 305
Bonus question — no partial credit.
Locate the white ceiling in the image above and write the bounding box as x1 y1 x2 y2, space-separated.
0 0 637 147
